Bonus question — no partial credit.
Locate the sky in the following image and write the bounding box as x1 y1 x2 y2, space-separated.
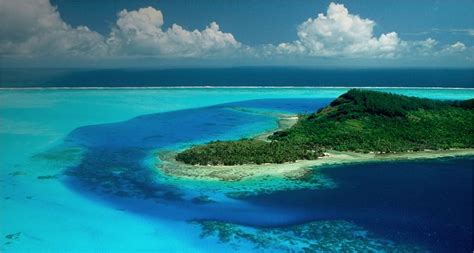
1 0 473 68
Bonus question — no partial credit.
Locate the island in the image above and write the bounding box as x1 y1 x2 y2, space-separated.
176 89 474 165
158 89 473 182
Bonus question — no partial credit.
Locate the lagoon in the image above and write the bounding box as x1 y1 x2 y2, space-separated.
1 88 473 252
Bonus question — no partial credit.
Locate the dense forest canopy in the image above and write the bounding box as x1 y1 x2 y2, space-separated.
176 89 474 165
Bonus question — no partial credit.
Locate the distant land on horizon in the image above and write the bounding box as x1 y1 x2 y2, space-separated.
0 68 473 88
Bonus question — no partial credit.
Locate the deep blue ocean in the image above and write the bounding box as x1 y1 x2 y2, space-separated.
1 88 472 252
60 98 472 252
1 67 473 87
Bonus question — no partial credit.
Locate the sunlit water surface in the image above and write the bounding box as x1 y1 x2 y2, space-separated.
1 88 472 252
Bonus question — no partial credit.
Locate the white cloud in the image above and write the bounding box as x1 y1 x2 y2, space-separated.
0 0 107 56
0 0 471 65
435 41 472 62
0 1 241 58
107 7 241 57
444 41 467 52
407 38 438 56
432 28 474 37
276 3 402 58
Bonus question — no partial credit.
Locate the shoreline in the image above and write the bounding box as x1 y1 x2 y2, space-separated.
157 149 474 182
156 109 474 182
254 114 298 141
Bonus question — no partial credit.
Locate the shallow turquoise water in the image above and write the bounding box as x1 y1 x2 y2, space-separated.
1 88 473 252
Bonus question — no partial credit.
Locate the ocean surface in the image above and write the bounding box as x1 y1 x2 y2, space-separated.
0 88 473 252
1 68 473 88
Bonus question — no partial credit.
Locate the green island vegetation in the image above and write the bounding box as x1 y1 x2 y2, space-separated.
176 89 474 165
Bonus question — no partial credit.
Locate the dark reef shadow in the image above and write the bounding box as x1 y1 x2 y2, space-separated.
59 99 332 223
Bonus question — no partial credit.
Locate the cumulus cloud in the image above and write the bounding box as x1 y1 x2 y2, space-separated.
0 0 241 58
107 7 241 57
276 3 402 58
0 0 107 56
444 41 467 52
0 0 471 64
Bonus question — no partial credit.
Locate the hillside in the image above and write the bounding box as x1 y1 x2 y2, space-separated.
176 89 474 165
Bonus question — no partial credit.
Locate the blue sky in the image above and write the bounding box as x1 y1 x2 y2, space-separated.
51 0 474 46
1 0 473 68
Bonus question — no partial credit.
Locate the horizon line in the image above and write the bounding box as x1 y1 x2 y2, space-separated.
1 86 474 90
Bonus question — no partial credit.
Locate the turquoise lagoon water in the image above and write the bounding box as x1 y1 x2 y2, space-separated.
0 88 473 252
